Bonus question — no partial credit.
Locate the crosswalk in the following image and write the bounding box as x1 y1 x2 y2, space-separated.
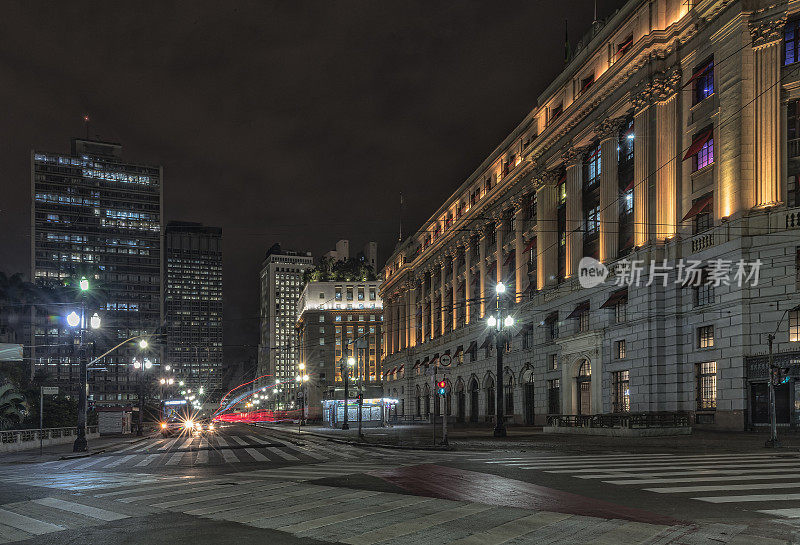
30 432 373 471
472 452 800 518
0 473 709 545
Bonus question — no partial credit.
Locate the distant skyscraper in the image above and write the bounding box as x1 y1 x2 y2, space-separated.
31 138 162 403
164 222 223 396
257 244 313 402
324 239 350 261
361 241 378 273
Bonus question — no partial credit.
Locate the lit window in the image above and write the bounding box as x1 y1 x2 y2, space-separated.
692 58 714 105
612 370 630 413
697 362 717 410
698 325 714 348
615 340 626 359
786 19 800 65
790 310 800 342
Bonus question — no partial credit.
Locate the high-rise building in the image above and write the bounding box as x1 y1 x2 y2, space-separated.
381 0 800 431
164 221 223 397
325 239 350 261
257 244 313 402
361 242 378 273
31 138 162 404
296 280 383 418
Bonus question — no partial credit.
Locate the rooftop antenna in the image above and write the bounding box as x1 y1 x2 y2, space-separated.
594 0 598 23
83 115 90 139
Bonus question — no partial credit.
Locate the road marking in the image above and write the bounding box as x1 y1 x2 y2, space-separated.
0 508 64 534
215 436 241 463
151 483 284 509
165 450 186 466
548 461 800 474
32 497 129 521
230 437 269 462
195 449 209 464
199 437 209 449
695 492 800 503
592 520 671 545
183 482 298 515
256 435 326 461
69 456 111 470
247 490 382 526
341 503 494 545
104 454 137 468
579 467 799 479
117 482 248 503
276 496 432 533
447 511 573 545
518 455 790 469
645 482 800 493
115 441 147 453
758 508 800 518
134 453 162 467
179 437 195 449
158 438 178 451
95 479 219 497
604 473 800 485
267 447 298 461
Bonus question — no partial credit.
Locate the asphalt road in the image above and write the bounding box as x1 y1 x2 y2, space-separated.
0 424 798 544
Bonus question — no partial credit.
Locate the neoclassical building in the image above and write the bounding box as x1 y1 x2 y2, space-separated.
380 0 800 431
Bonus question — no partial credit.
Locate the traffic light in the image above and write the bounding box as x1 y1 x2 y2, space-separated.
437 380 447 396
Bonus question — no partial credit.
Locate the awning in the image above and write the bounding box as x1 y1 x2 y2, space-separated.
453 345 464 358
504 250 515 265
412 360 421 370
600 288 628 309
398 364 405 373
387 367 396 375
681 192 713 222
515 323 533 337
420 356 430 366
682 62 713 89
430 353 440 366
443 349 450 356
682 129 713 160
545 311 558 322
566 301 590 319
479 335 492 349
523 238 536 253
467 340 477 354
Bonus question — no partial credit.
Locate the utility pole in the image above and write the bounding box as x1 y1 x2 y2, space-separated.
767 333 780 447
74 296 88 452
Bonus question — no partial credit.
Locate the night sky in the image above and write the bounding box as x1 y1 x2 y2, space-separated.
0 0 625 363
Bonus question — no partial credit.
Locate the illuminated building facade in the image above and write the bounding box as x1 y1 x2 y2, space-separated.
296 281 383 417
164 221 223 396
381 0 800 430
31 138 162 403
256 244 314 403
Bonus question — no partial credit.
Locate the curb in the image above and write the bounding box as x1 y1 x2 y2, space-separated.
249 423 452 451
57 434 153 460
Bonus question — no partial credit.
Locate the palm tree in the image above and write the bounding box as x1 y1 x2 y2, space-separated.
0 382 26 430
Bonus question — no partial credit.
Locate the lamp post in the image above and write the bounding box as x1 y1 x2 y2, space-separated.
296 369 309 431
765 304 800 448
341 355 355 430
70 276 95 452
487 282 514 438
132 355 152 436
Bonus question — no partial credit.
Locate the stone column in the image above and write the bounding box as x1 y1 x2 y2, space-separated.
386 297 394 355
751 18 785 208
398 288 406 351
565 150 583 278
408 281 416 348
395 296 402 353
420 272 427 343
440 261 447 336
464 244 472 324
452 253 459 330
536 172 558 289
430 270 436 339
655 71 680 240
633 93 652 247
514 203 525 303
598 119 621 262
495 217 504 286
479 234 487 318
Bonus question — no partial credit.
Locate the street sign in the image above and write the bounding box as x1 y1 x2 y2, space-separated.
439 354 452 367
41 387 59 395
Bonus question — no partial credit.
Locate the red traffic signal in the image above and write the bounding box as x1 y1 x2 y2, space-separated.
437 380 446 389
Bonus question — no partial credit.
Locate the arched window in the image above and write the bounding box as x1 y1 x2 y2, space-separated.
505 375 514 414
469 379 479 422
415 385 421 416
423 383 431 416
485 377 495 417
579 360 591 377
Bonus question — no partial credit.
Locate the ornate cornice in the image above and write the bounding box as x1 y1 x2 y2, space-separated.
749 15 787 49
596 116 627 141
652 66 682 102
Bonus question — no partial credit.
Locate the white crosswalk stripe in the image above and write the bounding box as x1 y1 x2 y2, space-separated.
478 452 800 518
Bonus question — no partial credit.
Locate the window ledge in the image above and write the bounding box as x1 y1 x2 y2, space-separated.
691 163 714 177
690 93 715 111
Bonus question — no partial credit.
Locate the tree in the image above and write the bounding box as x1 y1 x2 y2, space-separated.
0 382 26 430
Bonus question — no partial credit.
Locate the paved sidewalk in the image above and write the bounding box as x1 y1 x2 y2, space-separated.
0 433 156 464
256 422 800 454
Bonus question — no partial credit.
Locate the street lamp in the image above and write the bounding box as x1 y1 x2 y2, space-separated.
488 282 514 438
89 312 101 329
68 276 93 452
139 339 148 349
132 354 152 436
66 311 80 328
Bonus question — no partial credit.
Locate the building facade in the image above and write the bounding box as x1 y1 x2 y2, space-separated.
256 244 314 402
381 0 800 431
31 138 162 404
164 221 223 397
296 281 383 418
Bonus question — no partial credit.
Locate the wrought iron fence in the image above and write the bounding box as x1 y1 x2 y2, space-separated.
546 412 690 429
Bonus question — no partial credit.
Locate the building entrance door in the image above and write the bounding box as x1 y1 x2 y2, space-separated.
576 360 591 416
524 382 535 424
